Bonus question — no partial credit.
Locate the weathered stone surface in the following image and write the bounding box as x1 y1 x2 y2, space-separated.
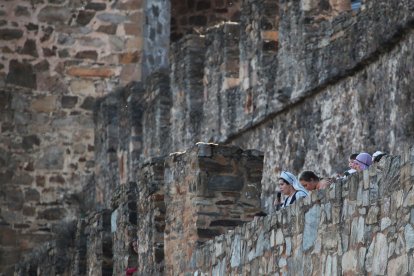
85 2 106 11
75 50 98 60
35 146 64 170
38 6 71 25
61 96 78 108
388 254 408 276
207 175 244 191
31 95 57 113
97 13 127 24
0 29 23 40
22 135 41 150
303 205 321 251
76 10 96 26
67 67 114 78
6 60 36 89
96 24 117 35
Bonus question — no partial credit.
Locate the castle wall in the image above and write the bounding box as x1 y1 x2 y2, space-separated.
0 0 145 272
136 159 166 275
189 149 414 275
233 28 414 212
3 0 414 274
163 143 263 274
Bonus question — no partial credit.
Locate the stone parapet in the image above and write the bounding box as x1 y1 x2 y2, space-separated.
170 35 206 152
163 143 264 274
84 210 113 276
190 150 414 275
137 158 166 275
202 23 241 142
110 182 139 275
142 71 172 159
94 82 146 209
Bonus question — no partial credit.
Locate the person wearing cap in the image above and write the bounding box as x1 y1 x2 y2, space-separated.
372 151 387 162
298 171 334 191
353 152 373 171
277 171 309 208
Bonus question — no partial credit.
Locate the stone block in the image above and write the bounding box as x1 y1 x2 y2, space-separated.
387 254 408 276
38 6 71 25
31 95 57 113
67 67 115 78
6 60 36 89
0 28 23 40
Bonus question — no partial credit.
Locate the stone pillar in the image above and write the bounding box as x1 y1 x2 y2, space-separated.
110 182 138 275
170 35 206 152
85 210 113 276
164 143 263 274
142 72 172 159
202 23 241 142
143 0 171 78
137 158 166 275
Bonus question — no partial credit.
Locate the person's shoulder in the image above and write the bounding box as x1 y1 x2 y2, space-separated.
296 190 308 198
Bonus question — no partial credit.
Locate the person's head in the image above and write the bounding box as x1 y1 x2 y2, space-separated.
348 153 359 169
298 171 320 191
353 152 373 171
130 239 138 254
278 171 298 196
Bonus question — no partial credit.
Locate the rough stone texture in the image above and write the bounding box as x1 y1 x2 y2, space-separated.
110 182 138 275
188 152 414 275
170 0 241 42
142 72 172 158
84 210 113 276
3 0 414 275
0 0 145 271
163 143 263 275
94 82 145 209
143 0 170 78
137 158 166 275
233 27 414 212
170 35 205 151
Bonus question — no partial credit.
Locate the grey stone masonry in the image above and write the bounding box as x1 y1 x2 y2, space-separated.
170 35 206 152
190 147 414 275
84 210 113 276
142 71 172 159
137 158 166 275
110 182 138 275
163 143 264 275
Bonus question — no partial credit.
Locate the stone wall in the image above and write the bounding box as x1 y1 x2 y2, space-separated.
188 149 414 275
110 182 138 275
3 0 414 274
165 0 414 212
136 158 166 275
143 0 170 79
0 0 145 272
170 0 241 42
85 210 113 276
234 27 414 212
163 143 263 274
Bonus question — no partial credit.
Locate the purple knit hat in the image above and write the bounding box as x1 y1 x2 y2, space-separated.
355 152 373 170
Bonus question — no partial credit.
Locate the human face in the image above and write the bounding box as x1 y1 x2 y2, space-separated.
351 160 362 171
300 180 317 191
131 240 138 253
349 159 358 170
278 179 294 196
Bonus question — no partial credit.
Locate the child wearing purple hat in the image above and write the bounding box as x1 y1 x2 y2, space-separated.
353 152 373 171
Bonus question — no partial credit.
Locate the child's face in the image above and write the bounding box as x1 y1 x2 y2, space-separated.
349 159 358 169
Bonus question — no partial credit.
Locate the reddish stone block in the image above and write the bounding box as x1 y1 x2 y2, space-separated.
67 67 115 78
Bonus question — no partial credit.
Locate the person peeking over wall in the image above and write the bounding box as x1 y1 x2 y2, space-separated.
277 171 308 208
125 239 139 276
352 152 373 171
298 171 334 191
